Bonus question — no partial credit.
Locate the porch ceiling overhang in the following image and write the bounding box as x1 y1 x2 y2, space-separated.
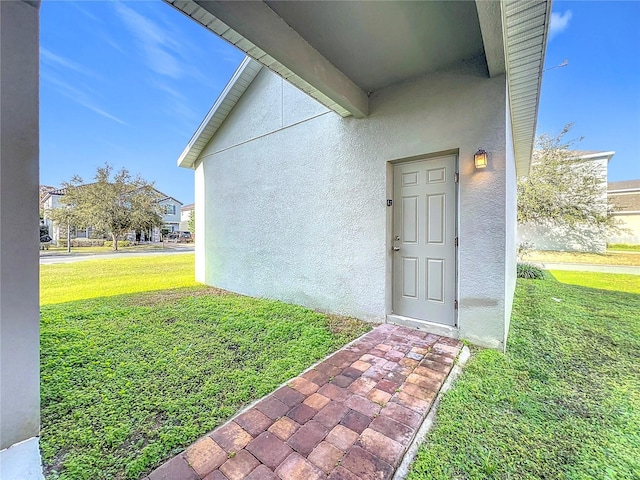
168 0 550 175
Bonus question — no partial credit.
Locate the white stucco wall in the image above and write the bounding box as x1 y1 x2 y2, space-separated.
503 89 517 345
518 156 609 253
0 0 41 460
196 58 512 349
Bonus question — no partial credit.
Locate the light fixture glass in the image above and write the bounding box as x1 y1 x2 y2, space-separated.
474 148 488 169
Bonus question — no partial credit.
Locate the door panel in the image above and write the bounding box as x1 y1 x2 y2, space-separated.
392 155 456 326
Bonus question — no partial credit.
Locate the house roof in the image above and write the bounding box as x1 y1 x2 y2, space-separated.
609 179 640 192
182 203 195 212
609 192 640 213
168 0 551 175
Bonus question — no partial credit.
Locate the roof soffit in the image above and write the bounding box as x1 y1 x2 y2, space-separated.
166 0 549 175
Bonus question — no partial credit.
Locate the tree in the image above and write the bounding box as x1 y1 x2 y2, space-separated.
517 124 620 250
188 209 195 236
53 164 164 251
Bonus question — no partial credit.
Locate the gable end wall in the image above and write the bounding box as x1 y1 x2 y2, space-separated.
195 63 512 349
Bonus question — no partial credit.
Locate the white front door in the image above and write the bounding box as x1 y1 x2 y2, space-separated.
392 155 457 326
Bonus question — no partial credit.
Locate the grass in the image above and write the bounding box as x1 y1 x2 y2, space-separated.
40 255 370 479
608 243 640 252
40 255 198 305
525 249 640 266
408 272 640 480
551 270 640 295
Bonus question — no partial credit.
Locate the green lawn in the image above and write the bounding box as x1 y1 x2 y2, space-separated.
40 256 370 479
41 255 198 305
608 243 640 253
551 270 640 295
408 272 640 480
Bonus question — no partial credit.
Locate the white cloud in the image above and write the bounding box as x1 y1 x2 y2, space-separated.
41 73 127 126
40 48 101 79
114 2 184 79
549 10 573 40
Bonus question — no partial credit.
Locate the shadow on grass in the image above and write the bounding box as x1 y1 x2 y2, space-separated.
39 286 371 479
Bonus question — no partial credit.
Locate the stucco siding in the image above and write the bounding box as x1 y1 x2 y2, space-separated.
0 0 41 451
198 60 511 348
503 88 517 346
201 68 330 158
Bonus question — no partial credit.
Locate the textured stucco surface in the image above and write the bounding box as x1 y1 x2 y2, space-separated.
0 0 41 451
503 90 517 347
195 58 512 348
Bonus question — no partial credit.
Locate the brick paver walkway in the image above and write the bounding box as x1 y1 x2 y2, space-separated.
146 324 462 480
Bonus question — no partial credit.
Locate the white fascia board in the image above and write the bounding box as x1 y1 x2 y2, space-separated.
572 151 616 163
503 0 552 177
165 0 369 119
475 0 506 77
177 57 262 169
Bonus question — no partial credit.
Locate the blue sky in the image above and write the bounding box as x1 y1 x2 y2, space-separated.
40 1 244 205
538 0 640 182
40 1 640 205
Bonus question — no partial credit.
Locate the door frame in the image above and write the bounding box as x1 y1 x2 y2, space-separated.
385 150 460 335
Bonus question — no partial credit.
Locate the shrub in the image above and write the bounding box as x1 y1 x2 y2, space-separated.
517 262 545 279
58 238 105 247
104 240 132 248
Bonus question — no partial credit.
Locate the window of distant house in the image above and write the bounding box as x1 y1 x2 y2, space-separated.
165 204 176 215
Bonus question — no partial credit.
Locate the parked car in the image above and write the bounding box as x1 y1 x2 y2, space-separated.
166 231 192 243
40 234 52 250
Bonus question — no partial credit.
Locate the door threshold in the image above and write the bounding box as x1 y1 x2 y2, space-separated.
386 314 459 338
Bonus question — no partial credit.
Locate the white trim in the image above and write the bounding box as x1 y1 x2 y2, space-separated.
503 0 552 176
165 0 367 118
177 57 262 169
168 0 550 176
570 151 615 162
608 189 640 195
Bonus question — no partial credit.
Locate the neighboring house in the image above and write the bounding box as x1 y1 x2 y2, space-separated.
171 0 552 351
40 187 183 244
41 187 93 243
608 179 640 245
180 203 194 231
518 150 614 253
156 194 183 239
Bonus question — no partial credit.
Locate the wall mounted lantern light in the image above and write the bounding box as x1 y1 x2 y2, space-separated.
474 148 488 169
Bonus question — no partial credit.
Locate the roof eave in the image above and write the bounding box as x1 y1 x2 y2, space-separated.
177 57 262 169
503 0 552 177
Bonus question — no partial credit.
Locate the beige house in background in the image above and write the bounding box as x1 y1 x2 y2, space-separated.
608 179 640 245
180 203 195 231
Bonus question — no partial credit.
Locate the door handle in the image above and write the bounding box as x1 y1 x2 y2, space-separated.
392 246 400 251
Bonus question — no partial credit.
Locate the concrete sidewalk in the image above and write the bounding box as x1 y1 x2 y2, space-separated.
40 245 194 264
541 262 640 275
145 325 463 480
